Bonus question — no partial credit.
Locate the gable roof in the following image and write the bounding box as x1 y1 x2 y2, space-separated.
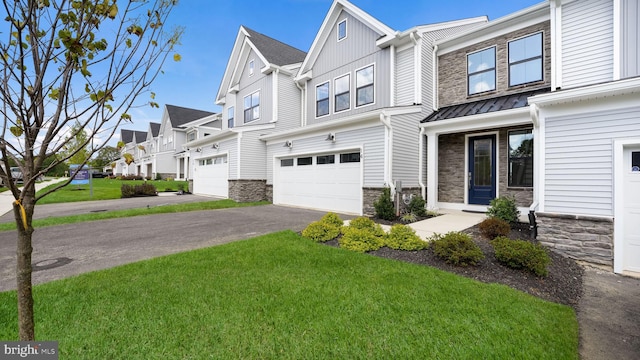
120 129 134 144
215 26 307 105
422 88 551 123
165 105 216 128
149 122 161 137
133 131 147 143
297 0 395 79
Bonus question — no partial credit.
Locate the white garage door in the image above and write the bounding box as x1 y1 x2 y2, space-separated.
193 155 228 197
622 147 640 273
274 152 362 215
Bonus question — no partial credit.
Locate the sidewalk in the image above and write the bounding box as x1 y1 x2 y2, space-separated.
0 177 67 216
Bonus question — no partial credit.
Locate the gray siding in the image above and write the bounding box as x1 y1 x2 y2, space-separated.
391 112 422 187
395 47 414 105
544 106 640 216
265 125 385 187
239 131 267 179
305 10 391 124
562 0 613 88
276 71 302 131
236 73 273 126
622 0 640 78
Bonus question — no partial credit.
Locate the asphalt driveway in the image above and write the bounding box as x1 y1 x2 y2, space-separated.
0 204 329 292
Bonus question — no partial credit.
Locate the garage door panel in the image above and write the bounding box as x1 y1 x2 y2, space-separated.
193 155 228 198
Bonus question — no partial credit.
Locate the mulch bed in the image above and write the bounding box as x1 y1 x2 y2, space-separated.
324 222 584 308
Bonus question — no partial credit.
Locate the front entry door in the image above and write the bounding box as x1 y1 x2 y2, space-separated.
468 135 496 205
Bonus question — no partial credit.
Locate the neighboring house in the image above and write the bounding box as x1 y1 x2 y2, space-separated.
526 0 640 275
420 3 551 213
185 25 307 200
138 122 161 179
156 104 217 180
258 0 486 215
114 129 142 176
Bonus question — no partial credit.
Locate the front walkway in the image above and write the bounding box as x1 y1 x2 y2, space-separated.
407 209 486 238
0 177 67 216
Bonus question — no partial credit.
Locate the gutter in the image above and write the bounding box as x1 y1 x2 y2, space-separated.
418 127 426 199
379 112 394 195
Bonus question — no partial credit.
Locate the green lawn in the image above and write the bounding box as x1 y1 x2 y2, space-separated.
0 199 269 231
0 231 579 359
36 178 189 204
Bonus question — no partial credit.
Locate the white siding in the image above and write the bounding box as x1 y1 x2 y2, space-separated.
265 125 385 187
395 47 414 105
622 0 640 78
199 138 238 179
239 131 267 179
276 71 302 132
562 0 613 88
391 113 422 188
544 106 640 216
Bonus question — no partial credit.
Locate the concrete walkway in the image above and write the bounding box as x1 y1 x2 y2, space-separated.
361 209 486 239
0 177 67 216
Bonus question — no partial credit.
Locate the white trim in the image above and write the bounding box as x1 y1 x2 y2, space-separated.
390 44 395 107
249 59 255 77
613 138 640 273
420 107 532 133
355 63 375 109
528 77 640 106
315 81 331 119
376 16 488 48
613 0 621 81
334 72 351 113
414 36 422 105
551 0 562 90
465 131 500 205
272 69 279 123
243 90 261 124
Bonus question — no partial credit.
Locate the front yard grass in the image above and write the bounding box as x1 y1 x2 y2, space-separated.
0 231 578 359
0 199 269 231
36 178 189 204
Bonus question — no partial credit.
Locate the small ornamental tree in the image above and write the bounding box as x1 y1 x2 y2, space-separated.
0 0 182 340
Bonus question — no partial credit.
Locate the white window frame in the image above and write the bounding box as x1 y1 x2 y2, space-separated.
355 63 375 108
243 90 260 123
228 106 235 129
467 46 496 96
249 59 255 77
315 82 330 118
337 19 347 42
334 73 350 113
186 131 197 142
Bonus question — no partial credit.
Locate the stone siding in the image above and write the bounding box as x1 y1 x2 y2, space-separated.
363 187 422 216
438 22 551 107
265 184 273 202
438 128 533 207
228 180 267 202
536 212 613 267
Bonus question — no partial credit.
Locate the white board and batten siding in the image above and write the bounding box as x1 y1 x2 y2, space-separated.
561 0 613 89
276 71 303 132
544 106 640 217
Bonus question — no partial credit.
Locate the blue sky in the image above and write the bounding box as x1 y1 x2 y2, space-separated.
129 0 543 133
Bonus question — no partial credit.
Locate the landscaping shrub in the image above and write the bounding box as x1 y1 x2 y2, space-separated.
491 236 551 277
487 196 520 223
321 212 344 228
478 217 511 240
342 216 385 237
339 228 385 253
406 194 427 217
400 212 417 224
385 224 428 251
301 221 340 242
374 187 396 221
121 183 158 198
430 232 484 266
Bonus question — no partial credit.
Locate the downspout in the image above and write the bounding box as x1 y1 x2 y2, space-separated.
418 126 426 199
295 79 305 127
272 68 279 123
379 112 394 195
390 44 395 106
529 103 540 237
410 32 421 105
432 44 438 111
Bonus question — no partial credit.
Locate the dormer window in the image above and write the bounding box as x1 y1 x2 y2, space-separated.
337 19 347 41
249 59 255 76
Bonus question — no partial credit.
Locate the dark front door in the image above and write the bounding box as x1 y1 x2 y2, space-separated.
468 135 496 205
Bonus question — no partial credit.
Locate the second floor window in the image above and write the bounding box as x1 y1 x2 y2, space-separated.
468 47 496 95
356 65 374 107
335 74 350 112
228 107 235 129
244 91 260 123
316 82 329 117
509 32 543 86
187 131 196 142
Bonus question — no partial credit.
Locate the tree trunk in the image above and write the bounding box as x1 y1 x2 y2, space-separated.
14 187 36 340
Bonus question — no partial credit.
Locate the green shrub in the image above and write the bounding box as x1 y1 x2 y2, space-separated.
374 187 396 221
406 194 427 217
386 224 428 251
121 183 158 198
430 232 485 266
121 184 135 198
342 216 385 237
491 236 551 277
400 212 417 224
339 228 385 253
487 196 520 223
301 221 340 242
478 217 511 240
321 212 344 228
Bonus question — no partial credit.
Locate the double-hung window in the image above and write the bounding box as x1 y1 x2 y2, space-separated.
356 65 374 107
244 91 260 123
467 47 496 95
316 82 329 117
228 106 235 129
508 32 543 86
335 74 350 112
508 129 533 187
187 131 196 142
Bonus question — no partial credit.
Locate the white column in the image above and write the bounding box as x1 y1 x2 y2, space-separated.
426 131 438 210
